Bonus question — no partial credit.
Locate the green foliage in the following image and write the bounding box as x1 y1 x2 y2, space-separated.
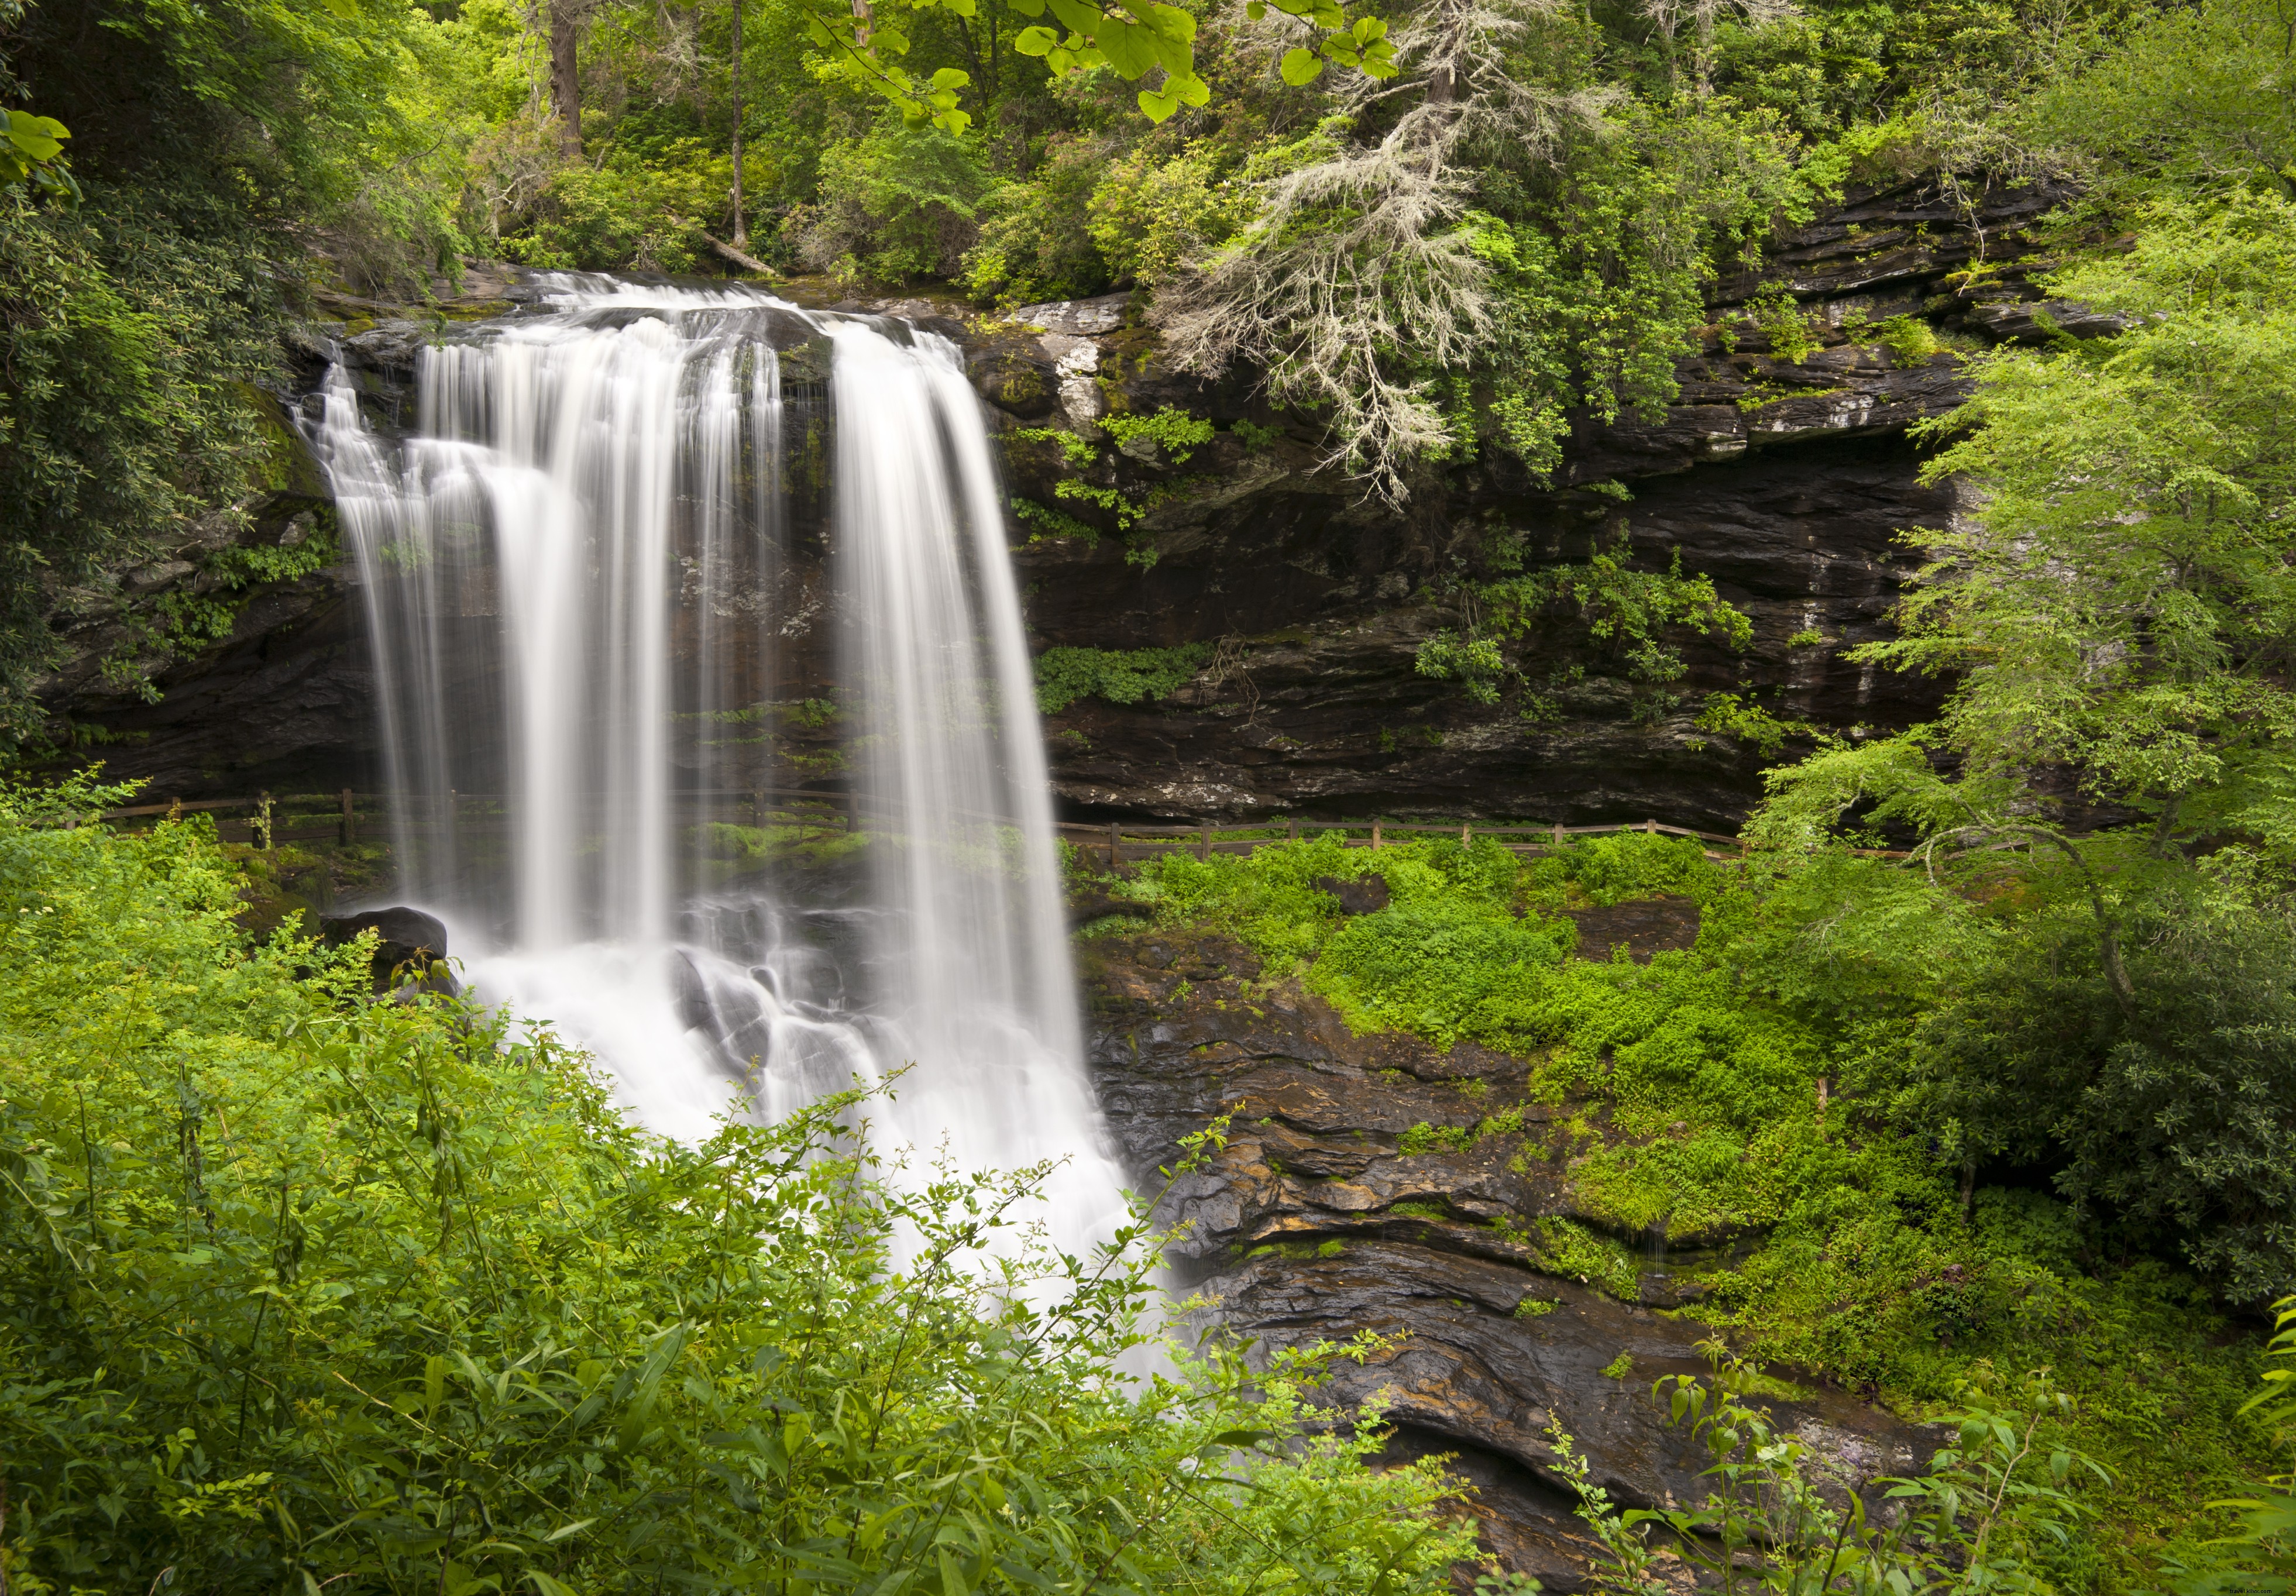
2154 1296 2296 1592
506 143 734 273
1890 904 2296 1306
1010 497 1101 544
1740 282 1823 363
1114 830 2281 1573
1538 1220 1640 1299
1085 147 1253 288
1101 406 1215 462
963 140 1111 305
0 190 282 737
1033 642 1210 713
1012 426 1100 469
1414 631 1508 704
0 781 1483 1595
1873 192 2296 842
1417 533 1752 716
1695 691 1825 756
789 119 987 281
1464 99 1819 479
1 106 78 204
1569 1356 2110 1592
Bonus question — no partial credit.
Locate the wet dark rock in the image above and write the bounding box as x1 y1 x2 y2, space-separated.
320 906 456 993
1082 926 1941 1585
1314 873 1391 914
1563 895 1702 963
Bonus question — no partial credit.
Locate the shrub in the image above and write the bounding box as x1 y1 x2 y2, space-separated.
786 119 985 283
962 137 1112 305
1085 146 1250 287
1902 905 2296 1306
1033 642 1211 713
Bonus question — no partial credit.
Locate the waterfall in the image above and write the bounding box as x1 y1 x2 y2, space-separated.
314 276 1129 1251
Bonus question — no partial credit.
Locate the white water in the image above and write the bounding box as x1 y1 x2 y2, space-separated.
315 276 1130 1254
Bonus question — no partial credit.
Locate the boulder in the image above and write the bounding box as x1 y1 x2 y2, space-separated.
319 906 458 995
1314 874 1391 915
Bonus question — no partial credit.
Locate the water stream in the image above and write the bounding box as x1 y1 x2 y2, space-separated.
312 276 1129 1253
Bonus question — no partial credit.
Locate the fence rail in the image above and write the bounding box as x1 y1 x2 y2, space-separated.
88 787 1779 861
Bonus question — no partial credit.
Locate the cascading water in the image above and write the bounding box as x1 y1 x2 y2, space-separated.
314 276 1129 1252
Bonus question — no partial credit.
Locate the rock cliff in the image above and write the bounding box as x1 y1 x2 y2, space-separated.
36 176 2083 833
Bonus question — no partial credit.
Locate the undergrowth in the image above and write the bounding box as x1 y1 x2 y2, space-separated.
1097 831 2281 1580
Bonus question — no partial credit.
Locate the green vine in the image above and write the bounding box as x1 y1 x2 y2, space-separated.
1101 406 1215 463
1033 642 1212 713
1416 532 1752 715
1012 496 1101 544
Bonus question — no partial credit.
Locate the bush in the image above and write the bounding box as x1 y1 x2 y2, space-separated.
0 776 1482 1595
1902 905 2296 1306
503 140 732 272
787 119 985 283
963 137 1112 305
1085 146 1250 287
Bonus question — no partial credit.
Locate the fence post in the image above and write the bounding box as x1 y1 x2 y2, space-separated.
1108 821 1121 869
1287 818 1299 844
1199 820 1211 861
1371 820 1383 852
1552 820 1563 849
1460 821 1471 845
1645 817 1656 835
256 791 274 851
339 787 355 845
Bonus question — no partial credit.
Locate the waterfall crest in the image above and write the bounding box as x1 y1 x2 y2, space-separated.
314 276 1128 1249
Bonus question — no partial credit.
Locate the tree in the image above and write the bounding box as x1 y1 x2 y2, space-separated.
1868 194 2296 861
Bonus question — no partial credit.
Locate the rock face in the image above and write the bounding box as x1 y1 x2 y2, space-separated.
37 174 2078 834
1082 924 1937 1587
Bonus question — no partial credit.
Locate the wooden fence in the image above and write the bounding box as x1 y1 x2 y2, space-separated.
91 787 1755 861
1057 816 1750 866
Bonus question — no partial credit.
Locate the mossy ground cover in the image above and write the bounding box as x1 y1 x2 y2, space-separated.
1089 831 2280 1585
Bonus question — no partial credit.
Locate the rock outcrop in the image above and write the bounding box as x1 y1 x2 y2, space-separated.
37 175 2084 836
1082 923 1937 1588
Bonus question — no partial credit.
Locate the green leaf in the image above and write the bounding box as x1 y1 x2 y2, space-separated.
1100 19 1161 77
1279 46 1325 85
1014 25 1060 53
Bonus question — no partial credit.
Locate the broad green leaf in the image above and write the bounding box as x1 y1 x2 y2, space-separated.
1279 46 1325 85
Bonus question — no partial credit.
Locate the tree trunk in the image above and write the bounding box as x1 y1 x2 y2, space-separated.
729 0 745 247
549 0 583 159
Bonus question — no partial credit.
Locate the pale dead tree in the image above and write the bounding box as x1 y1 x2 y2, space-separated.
1639 0 1795 95
1153 0 1613 507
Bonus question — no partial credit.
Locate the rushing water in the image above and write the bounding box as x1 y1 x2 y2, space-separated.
312 275 1129 1252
